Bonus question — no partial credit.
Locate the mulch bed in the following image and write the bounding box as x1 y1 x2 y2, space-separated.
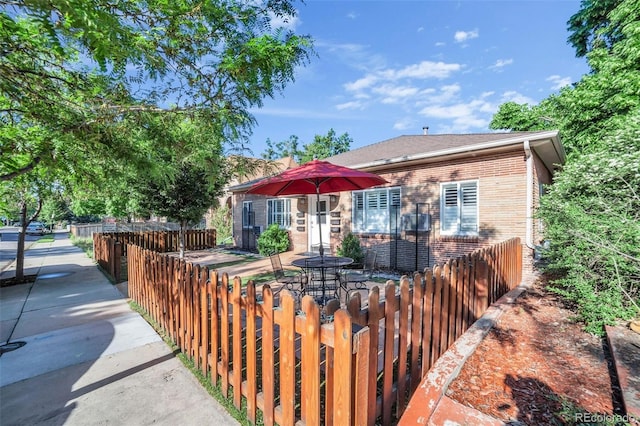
445 277 628 425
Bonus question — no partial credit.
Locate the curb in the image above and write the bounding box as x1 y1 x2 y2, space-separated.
605 325 640 422
399 281 533 425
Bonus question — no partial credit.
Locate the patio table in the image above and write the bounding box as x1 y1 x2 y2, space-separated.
291 256 353 305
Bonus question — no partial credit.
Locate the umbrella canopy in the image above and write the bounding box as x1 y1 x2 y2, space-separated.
247 159 388 256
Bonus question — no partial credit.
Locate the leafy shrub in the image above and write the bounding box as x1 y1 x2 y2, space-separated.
336 232 364 266
540 114 640 334
257 224 290 256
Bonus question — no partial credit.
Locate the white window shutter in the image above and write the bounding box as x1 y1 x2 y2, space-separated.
442 184 458 233
460 183 478 233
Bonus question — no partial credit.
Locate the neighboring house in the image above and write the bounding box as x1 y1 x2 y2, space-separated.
229 131 564 274
221 156 298 250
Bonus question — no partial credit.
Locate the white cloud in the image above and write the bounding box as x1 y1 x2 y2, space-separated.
500 91 536 105
344 75 379 92
336 101 365 111
546 75 572 90
269 11 300 30
417 26 424 33
322 42 387 72
373 84 420 104
490 59 513 70
435 41 446 47
454 29 479 43
344 61 461 95
393 117 416 131
392 61 462 80
347 12 357 19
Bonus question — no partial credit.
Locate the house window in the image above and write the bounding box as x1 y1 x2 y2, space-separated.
242 201 254 228
352 187 401 233
440 181 478 235
267 198 291 229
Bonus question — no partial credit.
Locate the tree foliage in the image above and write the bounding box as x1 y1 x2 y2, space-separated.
540 114 640 333
139 161 226 258
1 0 313 184
490 0 640 331
262 128 352 163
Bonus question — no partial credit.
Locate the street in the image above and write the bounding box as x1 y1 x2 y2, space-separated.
0 226 45 273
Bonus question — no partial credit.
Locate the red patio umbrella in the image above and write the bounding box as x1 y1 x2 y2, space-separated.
246 159 388 257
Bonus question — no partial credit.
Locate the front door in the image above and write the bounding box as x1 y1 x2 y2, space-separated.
309 195 331 254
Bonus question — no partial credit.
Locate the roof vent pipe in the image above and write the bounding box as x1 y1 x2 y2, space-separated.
422 126 429 135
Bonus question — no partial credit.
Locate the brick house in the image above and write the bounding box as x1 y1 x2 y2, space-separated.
229 131 564 274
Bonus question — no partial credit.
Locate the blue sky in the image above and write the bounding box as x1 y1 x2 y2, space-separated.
246 0 589 157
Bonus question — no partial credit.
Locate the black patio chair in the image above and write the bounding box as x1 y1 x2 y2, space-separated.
341 249 377 303
269 252 306 296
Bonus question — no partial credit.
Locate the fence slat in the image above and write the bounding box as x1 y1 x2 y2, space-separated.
333 310 353 426
301 296 321 425
261 286 275 426
232 276 243 409
396 278 410 417
220 274 230 397
279 291 296 426
382 282 396 425
246 282 257 423
410 272 424 395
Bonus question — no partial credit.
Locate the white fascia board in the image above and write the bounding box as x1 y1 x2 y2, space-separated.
350 131 561 171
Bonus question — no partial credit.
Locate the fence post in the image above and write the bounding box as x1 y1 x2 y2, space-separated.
474 260 489 319
353 324 371 426
301 296 321 425
114 242 122 282
333 310 353 426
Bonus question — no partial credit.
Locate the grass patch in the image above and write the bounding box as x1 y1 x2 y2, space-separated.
70 235 93 258
36 234 55 243
241 272 277 287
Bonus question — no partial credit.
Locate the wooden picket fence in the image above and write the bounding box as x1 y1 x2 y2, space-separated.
93 229 216 282
103 229 216 256
125 237 522 425
93 233 123 282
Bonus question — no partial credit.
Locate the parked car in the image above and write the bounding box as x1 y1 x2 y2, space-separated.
26 222 46 235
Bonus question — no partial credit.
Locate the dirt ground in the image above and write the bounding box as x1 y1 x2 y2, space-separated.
446 277 630 425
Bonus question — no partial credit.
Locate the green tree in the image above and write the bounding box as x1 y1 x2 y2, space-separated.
540 114 640 333
262 135 302 161
567 0 623 57
490 0 640 331
140 162 226 258
1 0 313 183
299 129 352 163
261 129 352 163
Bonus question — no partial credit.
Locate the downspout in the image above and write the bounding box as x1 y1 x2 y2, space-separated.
524 140 536 250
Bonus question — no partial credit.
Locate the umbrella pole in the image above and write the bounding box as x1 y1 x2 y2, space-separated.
316 187 324 258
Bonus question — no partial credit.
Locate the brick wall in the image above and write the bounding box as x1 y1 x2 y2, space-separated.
233 147 550 275
339 149 541 275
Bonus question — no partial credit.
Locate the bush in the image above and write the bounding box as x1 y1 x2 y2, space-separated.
336 232 364 266
540 115 640 334
256 224 290 256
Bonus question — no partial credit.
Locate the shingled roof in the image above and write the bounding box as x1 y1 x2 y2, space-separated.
327 131 561 170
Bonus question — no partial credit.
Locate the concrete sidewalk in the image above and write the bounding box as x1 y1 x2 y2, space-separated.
0 232 239 425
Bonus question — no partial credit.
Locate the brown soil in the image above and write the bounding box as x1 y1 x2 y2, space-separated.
446 276 627 425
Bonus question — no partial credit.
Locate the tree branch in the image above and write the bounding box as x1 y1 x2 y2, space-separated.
0 156 42 181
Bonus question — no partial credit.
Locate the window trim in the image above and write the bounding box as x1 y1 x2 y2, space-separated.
267 198 292 229
242 201 254 229
352 187 401 234
440 180 479 236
